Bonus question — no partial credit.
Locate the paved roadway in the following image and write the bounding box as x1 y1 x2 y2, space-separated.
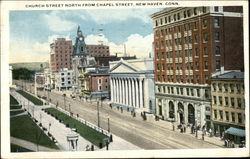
15 80 223 149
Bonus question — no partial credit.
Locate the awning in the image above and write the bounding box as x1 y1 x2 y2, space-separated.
224 127 245 137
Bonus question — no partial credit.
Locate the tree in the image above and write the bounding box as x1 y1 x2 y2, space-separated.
12 68 35 80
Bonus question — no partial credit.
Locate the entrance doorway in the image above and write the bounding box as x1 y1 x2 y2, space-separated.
188 104 195 125
178 102 184 124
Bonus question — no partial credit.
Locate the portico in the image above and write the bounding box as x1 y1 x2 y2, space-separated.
109 58 155 113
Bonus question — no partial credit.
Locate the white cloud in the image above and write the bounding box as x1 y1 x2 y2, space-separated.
82 9 159 24
85 33 153 58
43 11 78 32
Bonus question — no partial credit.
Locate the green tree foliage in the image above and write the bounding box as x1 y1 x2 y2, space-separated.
12 68 35 80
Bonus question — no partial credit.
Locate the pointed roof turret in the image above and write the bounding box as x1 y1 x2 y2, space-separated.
73 25 88 56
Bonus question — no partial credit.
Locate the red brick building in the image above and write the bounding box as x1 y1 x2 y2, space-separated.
50 38 73 72
86 44 110 57
151 7 244 129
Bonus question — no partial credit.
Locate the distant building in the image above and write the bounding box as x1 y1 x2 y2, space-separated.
86 45 110 57
50 38 73 72
95 55 137 67
82 67 110 99
109 58 155 113
210 70 245 137
55 68 73 91
151 6 244 128
34 72 45 95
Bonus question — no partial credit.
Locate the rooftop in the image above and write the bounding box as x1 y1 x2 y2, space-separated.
211 70 244 80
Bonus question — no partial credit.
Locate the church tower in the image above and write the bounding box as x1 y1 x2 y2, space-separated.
73 25 88 56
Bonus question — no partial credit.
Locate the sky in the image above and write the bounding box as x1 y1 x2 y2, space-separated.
9 8 162 63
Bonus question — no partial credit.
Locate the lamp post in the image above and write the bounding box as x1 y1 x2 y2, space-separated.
97 101 100 127
195 119 198 138
107 114 110 133
63 93 66 110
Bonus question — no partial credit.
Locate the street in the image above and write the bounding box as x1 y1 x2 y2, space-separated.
15 80 224 149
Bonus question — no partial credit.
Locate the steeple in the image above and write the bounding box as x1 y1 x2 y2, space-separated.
73 25 88 56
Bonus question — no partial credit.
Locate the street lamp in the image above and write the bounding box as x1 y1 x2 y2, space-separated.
63 93 66 110
195 119 198 138
107 114 110 133
97 101 100 128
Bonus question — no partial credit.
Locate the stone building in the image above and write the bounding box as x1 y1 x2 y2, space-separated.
151 6 244 128
109 58 155 113
50 38 73 72
86 44 110 57
211 70 245 137
55 68 73 91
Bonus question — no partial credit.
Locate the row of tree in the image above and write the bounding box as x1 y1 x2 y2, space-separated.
12 68 35 80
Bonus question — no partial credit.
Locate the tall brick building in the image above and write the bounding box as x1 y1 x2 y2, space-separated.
151 7 243 129
86 45 110 57
50 38 73 72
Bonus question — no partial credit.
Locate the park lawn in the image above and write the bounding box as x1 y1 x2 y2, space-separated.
45 108 109 148
11 144 33 152
10 110 25 116
10 105 22 110
10 115 59 150
16 90 43 105
10 95 19 105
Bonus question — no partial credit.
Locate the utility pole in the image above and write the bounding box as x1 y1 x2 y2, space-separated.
97 101 100 127
108 116 110 133
63 94 66 110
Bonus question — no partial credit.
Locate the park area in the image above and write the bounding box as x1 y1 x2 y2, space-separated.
10 115 59 150
44 107 109 148
16 90 43 105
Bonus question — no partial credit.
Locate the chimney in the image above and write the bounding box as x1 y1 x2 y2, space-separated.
220 66 224 74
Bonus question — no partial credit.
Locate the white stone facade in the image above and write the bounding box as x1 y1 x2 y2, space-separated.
109 58 155 113
155 82 211 127
55 68 73 91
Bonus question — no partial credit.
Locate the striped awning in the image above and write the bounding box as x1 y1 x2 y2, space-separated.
224 127 245 137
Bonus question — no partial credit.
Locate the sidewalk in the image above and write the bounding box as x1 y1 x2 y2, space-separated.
11 137 61 152
11 89 141 151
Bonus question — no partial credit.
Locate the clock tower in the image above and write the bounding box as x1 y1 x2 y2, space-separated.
73 25 88 56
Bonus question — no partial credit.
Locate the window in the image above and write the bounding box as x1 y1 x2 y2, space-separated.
195 62 200 70
194 34 198 43
177 13 180 20
213 96 217 104
204 61 208 70
202 7 207 13
99 86 102 90
203 33 208 42
231 97 235 107
215 32 220 41
236 84 241 94
187 10 191 17
230 84 234 93
214 17 220 27
174 14 176 21
212 83 216 91
225 111 229 121
216 60 221 70
180 88 183 95
219 110 223 120
163 86 166 93
194 8 197 15
204 47 208 56
237 98 242 108
214 110 217 119
196 89 200 97
194 21 198 30
219 96 222 105
195 48 199 57
61 73 64 76
205 89 209 98
231 112 235 122
203 19 207 28
184 11 186 18
224 84 228 92
160 18 163 25
98 79 102 84
238 113 242 123
165 17 168 23
168 16 171 23
214 6 219 12
186 88 189 96
68 81 71 84
171 87 174 94
218 83 222 92
61 78 65 82
191 88 194 96
225 97 229 106
215 46 221 55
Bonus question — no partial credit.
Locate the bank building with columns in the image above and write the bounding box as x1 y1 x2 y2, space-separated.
109 58 155 114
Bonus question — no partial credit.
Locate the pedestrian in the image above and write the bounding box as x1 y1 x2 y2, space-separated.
91 145 94 151
184 125 186 133
202 132 204 140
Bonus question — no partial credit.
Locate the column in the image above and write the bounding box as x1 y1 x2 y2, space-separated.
119 78 122 104
184 102 188 124
125 78 129 106
135 78 139 108
128 78 132 106
139 78 143 108
131 78 135 107
110 78 113 102
116 78 119 103
121 78 125 105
